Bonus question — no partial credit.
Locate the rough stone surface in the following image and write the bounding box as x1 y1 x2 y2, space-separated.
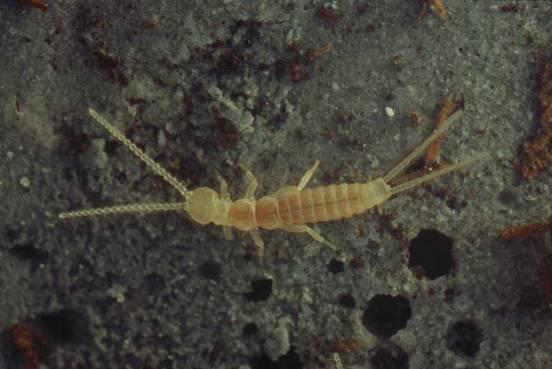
0 1 551 368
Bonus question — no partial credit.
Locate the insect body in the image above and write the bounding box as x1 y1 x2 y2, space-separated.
60 108 486 259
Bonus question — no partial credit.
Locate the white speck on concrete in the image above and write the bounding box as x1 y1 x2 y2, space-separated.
19 176 31 188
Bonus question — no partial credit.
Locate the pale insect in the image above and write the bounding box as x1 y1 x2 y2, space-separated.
59 108 487 259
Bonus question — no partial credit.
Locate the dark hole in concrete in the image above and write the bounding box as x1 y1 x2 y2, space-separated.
244 278 273 302
250 347 303 369
234 19 262 48
432 186 465 211
36 309 88 345
445 196 467 210
328 258 345 274
369 345 409 369
141 272 166 294
362 295 412 338
198 260 223 280
103 138 119 155
446 320 483 357
497 188 518 207
338 293 356 309
409 229 454 279
242 322 259 337
9 243 49 268
4 226 22 242
349 255 366 269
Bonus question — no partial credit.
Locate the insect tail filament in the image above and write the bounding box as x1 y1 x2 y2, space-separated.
383 109 464 183
389 153 489 196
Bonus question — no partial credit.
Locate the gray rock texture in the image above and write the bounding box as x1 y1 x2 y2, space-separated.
0 1 551 368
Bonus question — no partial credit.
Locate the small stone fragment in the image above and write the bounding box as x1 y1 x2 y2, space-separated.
263 321 290 361
20 177 31 188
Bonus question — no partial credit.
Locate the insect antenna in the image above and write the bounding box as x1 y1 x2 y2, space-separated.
58 202 187 219
87 108 191 200
58 109 191 220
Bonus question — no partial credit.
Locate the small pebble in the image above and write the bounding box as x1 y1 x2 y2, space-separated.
20 176 31 188
263 322 290 361
385 106 395 118
158 130 167 148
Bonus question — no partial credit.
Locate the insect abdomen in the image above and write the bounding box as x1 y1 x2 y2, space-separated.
277 184 366 224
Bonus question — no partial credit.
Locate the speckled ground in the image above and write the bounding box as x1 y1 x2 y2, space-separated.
0 1 551 368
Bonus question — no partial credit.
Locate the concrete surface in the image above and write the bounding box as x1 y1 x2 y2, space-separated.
0 0 551 368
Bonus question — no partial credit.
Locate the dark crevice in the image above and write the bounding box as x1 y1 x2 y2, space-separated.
446 320 484 357
409 229 454 280
244 278 273 302
362 295 412 338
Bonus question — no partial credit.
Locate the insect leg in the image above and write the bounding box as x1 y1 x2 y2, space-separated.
282 224 336 250
223 226 234 240
239 164 258 199
249 230 265 261
216 176 234 240
298 160 320 190
217 176 230 199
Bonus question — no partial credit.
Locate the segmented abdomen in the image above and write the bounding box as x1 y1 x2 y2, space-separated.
277 184 366 224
